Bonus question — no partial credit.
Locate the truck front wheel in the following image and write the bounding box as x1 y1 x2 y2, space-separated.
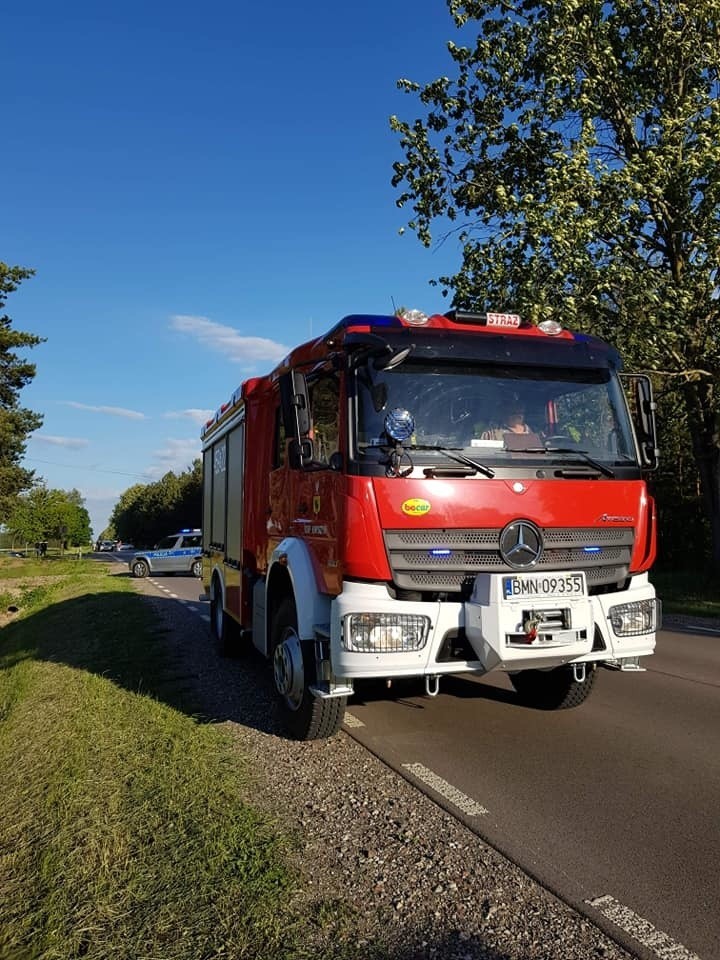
271 597 346 740
510 662 597 709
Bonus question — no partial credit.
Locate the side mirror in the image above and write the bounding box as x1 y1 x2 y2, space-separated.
280 370 311 439
288 437 314 469
622 374 659 470
289 438 339 471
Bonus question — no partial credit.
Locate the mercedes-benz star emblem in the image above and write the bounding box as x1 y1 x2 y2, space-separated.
499 520 543 569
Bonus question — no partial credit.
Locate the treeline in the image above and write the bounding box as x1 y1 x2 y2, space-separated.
105 461 202 548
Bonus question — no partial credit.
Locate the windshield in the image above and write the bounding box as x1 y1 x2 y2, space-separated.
353 360 637 465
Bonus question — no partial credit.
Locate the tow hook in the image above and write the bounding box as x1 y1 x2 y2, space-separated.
572 662 587 683
425 674 441 697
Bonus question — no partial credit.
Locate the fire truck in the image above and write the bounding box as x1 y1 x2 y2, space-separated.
201 309 661 740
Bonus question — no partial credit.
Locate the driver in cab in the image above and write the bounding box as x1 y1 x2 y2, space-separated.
480 404 533 442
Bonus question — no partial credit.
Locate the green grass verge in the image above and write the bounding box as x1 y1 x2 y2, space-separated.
650 568 720 619
0 559 309 960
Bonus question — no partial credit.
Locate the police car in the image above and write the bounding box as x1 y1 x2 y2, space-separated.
128 529 203 578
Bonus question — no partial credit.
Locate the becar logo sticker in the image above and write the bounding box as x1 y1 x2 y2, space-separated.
402 498 431 516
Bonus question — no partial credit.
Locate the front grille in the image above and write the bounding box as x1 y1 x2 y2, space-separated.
383 527 634 593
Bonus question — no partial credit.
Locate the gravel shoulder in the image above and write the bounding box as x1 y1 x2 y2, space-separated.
135 579 637 960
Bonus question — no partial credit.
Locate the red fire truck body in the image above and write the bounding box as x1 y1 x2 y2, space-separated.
201 310 661 740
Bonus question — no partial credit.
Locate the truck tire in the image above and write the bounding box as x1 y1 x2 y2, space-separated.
271 596 346 740
132 559 149 578
510 662 597 709
209 577 248 658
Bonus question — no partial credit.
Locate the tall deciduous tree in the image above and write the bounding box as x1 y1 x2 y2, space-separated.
7 486 91 547
110 461 201 547
391 1 720 566
0 263 44 520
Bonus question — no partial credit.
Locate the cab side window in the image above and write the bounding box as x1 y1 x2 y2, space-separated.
309 374 340 466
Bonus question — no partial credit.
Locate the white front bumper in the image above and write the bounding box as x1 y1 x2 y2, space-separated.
330 573 657 679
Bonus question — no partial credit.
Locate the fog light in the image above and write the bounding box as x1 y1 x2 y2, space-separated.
343 613 430 652
608 598 661 636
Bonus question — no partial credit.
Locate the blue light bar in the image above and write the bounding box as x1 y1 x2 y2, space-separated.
583 546 602 553
429 548 452 557
339 314 403 328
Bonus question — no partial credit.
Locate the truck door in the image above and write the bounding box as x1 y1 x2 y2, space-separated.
272 366 345 595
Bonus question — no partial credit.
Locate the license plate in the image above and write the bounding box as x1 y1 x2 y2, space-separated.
502 572 586 600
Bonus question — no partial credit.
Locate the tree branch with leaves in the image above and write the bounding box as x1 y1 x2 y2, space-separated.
391 0 720 566
0 263 44 522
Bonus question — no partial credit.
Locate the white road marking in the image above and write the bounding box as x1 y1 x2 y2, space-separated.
343 712 365 728
586 895 701 960
402 762 488 817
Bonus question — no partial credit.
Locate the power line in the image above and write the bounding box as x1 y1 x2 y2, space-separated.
25 458 152 480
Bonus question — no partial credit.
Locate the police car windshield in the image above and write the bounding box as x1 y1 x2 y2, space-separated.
354 360 637 465
155 536 178 550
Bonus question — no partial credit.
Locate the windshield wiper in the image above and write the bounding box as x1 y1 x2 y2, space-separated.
408 444 495 478
522 446 615 478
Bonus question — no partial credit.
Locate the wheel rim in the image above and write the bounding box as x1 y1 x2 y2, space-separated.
134 561 147 577
192 561 201 577
273 629 304 711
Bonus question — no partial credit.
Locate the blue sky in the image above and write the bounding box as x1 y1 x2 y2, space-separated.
4 0 465 537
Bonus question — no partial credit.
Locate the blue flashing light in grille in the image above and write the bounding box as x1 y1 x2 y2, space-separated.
430 549 452 557
583 546 602 553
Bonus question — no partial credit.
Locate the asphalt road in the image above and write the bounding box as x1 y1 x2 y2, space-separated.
344 624 720 960
111 554 719 960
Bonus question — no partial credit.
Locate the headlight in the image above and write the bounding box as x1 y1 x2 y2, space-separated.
608 598 661 636
342 613 430 653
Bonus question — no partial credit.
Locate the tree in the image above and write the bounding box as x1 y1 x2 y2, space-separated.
0 263 44 521
55 488 93 546
110 461 202 547
6 486 91 548
391 1 720 566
